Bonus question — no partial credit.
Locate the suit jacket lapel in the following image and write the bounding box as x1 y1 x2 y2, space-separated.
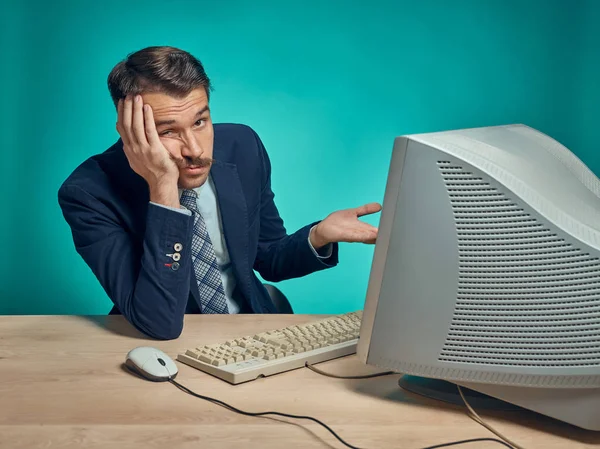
210 161 253 308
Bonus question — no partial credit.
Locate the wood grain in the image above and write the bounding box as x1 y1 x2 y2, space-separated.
1 315 599 448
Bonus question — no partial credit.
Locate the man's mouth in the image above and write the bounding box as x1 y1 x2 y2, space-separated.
183 165 208 173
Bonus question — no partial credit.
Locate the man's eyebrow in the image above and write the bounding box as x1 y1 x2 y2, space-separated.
155 106 210 127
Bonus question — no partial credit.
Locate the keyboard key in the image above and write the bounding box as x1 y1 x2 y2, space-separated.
185 349 200 359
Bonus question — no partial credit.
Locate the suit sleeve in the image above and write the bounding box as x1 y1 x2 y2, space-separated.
251 131 339 282
58 184 193 340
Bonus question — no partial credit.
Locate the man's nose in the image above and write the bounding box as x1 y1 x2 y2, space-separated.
181 134 204 159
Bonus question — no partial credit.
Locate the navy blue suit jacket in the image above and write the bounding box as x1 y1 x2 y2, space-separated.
58 124 339 339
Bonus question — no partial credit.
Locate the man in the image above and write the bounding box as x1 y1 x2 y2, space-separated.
58 46 381 340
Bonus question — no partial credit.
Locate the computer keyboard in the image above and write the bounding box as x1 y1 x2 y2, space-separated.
177 311 363 384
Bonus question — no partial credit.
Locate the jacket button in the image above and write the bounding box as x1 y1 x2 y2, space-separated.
172 253 181 261
171 262 180 271
174 243 183 251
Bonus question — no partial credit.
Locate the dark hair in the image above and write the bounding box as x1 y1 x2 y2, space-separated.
107 46 212 109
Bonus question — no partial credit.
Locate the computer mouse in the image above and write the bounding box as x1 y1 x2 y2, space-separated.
125 346 178 382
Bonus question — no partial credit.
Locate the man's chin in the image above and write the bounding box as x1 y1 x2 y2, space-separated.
178 171 210 190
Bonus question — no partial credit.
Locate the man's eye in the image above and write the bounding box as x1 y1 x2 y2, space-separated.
195 119 205 127
160 130 173 136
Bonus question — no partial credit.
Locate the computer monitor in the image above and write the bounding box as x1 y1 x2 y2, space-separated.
357 124 600 431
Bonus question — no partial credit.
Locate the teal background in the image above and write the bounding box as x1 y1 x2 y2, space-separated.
1 0 598 315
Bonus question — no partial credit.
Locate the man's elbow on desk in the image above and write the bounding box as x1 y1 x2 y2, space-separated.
135 320 183 341
123 307 185 341
148 324 183 341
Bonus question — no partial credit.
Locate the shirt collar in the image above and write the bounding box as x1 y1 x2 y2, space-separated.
178 175 210 198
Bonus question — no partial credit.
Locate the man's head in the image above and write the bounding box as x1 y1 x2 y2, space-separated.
108 46 214 189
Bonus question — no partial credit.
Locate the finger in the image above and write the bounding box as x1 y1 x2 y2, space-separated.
355 202 382 217
116 98 130 146
122 95 134 147
360 224 378 240
132 95 148 146
357 222 378 231
359 223 378 241
143 104 161 147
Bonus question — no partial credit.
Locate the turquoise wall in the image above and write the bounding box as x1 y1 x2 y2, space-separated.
571 0 600 174
1 0 596 315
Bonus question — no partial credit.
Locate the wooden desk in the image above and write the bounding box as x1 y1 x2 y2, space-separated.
1 315 599 449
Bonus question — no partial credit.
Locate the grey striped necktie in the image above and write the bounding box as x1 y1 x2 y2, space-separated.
179 189 229 314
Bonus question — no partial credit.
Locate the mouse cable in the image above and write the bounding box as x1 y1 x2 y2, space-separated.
420 438 513 449
305 364 517 449
169 378 514 449
169 378 363 449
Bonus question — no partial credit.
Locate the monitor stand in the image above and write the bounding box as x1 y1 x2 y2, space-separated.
398 375 522 411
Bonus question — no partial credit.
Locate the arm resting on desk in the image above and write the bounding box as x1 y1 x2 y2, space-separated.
58 185 192 340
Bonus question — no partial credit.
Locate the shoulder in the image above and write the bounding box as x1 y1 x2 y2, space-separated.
58 140 144 205
213 123 269 165
214 123 261 148
212 123 274 190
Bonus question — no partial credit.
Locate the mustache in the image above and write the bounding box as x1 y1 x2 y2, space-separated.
170 156 223 168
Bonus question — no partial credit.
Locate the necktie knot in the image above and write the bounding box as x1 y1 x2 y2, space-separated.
180 189 199 212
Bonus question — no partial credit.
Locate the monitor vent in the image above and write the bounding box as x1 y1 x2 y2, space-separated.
437 161 600 367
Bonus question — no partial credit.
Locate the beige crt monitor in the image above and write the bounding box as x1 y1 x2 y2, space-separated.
357 124 600 431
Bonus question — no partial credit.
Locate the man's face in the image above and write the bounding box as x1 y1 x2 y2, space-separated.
141 88 214 190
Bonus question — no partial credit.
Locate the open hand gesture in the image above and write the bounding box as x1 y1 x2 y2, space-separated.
310 203 382 248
